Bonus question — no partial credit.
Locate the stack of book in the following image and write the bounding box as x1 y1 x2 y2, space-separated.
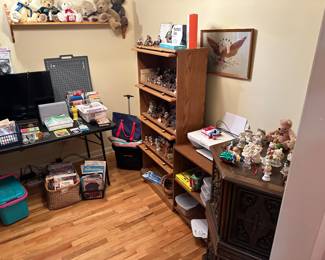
44 114 73 131
80 161 106 199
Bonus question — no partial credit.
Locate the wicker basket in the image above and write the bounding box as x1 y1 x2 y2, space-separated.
45 179 81 210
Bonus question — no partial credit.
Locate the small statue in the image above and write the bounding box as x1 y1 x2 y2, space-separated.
253 128 266 145
245 130 253 143
136 37 144 46
144 35 153 46
242 142 263 164
153 35 162 46
281 162 290 185
266 119 296 150
237 132 247 149
262 158 273 182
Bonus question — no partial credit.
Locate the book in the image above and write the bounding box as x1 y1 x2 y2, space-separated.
160 23 173 43
187 14 198 49
44 114 73 132
172 24 187 46
54 129 70 138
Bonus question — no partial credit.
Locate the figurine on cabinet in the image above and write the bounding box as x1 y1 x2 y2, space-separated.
153 35 162 46
136 37 144 46
262 158 273 182
237 132 247 149
266 119 296 150
253 128 266 145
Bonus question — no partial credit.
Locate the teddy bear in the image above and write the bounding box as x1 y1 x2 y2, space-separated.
111 0 125 17
37 0 60 22
57 1 82 22
11 0 39 23
266 119 296 150
93 0 121 31
79 0 98 22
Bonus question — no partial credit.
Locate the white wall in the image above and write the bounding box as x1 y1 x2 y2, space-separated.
271 11 325 260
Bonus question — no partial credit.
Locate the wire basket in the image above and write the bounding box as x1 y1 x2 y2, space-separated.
45 177 81 210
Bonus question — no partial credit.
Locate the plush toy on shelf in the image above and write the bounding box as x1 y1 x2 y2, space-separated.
11 0 39 23
80 0 98 22
266 119 296 150
94 0 121 31
57 1 82 22
37 0 60 22
111 0 125 17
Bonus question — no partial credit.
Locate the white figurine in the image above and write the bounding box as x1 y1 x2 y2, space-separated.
245 130 253 143
262 158 273 182
242 142 263 165
237 132 247 149
253 129 266 145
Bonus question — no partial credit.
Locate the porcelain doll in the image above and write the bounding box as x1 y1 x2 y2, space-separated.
262 158 273 182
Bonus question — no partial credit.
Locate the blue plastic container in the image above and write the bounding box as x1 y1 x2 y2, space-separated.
0 176 29 225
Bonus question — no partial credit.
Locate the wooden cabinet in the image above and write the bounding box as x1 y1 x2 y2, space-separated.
206 144 284 260
134 46 208 209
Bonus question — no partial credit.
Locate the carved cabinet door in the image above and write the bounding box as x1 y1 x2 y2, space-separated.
225 184 282 258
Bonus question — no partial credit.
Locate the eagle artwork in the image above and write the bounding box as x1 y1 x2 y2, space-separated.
202 29 254 79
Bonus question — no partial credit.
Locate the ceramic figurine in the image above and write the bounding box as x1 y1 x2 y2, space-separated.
243 156 252 169
149 136 153 146
253 128 266 145
242 142 263 165
136 37 144 46
153 35 162 46
237 132 247 149
280 162 290 185
262 158 273 182
144 35 153 46
272 148 284 167
266 119 296 150
245 130 253 143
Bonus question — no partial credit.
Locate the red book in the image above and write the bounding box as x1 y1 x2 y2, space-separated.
187 14 198 49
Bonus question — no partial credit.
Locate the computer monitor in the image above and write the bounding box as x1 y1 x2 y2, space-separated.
0 71 54 121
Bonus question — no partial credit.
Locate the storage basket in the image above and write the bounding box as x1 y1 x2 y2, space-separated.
45 178 81 210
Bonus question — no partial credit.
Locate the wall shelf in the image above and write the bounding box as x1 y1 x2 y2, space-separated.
3 4 124 43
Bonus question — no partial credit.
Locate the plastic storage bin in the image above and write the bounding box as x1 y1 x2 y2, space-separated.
0 176 29 225
175 193 202 219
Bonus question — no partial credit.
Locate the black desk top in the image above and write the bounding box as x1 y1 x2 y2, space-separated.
0 120 115 155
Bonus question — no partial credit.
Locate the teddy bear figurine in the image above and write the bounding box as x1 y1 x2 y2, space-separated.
266 119 296 150
11 0 39 23
37 0 60 22
80 0 98 22
57 1 82 22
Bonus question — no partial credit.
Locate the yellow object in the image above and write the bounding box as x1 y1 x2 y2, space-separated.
71 106 78 121
176 171 193 192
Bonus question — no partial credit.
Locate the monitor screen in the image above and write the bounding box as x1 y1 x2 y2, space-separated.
0 71 54 121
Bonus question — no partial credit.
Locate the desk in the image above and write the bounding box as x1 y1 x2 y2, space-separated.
205 143 284 260
0 121 115 186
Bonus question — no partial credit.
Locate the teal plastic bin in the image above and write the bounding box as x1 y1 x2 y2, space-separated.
0 175 29 225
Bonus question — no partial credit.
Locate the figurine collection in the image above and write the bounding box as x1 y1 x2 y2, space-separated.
219 119 296 185
9 0 128 37
144 135 174 163
137 35 162 47
144 68 177 95
147 101 176 131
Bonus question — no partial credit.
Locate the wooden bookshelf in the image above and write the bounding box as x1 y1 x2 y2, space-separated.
135 47 208 210
174 143 213 174
174 178 205 208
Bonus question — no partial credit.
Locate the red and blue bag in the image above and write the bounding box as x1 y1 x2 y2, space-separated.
112 112 141 142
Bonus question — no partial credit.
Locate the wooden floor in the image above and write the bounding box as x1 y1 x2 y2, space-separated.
0 162 205 260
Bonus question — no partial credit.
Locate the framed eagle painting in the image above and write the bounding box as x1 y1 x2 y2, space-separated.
200 29 255 80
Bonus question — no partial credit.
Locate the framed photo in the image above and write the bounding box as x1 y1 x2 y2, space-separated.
200 29 255 80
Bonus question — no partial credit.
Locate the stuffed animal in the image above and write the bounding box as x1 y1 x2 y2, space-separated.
266 119 296 150
111 0 125 17
37 0 60 22
11 0 39 23
94 0 121 31
80 0 98 22
57 1 82 22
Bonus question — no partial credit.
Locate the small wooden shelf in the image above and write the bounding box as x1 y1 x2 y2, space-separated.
2 4 123 43
133 46 177 58
140 167 173 210
175 178 205 208
136 84 176 103
140 115 176 142
141 81 176 98
142 112 176 136
143 141 174 168
174 144 213 174
139 144 173 175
